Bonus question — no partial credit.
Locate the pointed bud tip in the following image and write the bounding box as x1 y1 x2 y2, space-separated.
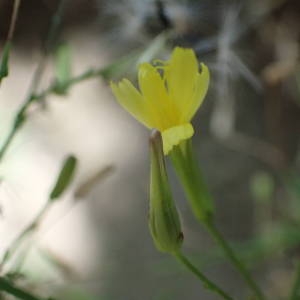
178 232 184 243
150 129 164 157
150 129 161 144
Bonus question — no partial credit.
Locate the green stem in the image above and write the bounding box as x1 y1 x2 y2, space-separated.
0 121 18 161
0 277 46 300
289 262 300 300
174 251 234 300
206 221 265 300
7 0 21 41
170 140 265 299
0 0 67 163
1 202 50 268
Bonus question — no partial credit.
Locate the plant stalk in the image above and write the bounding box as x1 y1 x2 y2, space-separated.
170 140 266 300
174 251 234 300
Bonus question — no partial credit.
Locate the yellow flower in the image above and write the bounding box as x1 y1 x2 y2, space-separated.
110 47 210 155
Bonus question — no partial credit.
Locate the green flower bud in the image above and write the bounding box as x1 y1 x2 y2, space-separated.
149 130 183 254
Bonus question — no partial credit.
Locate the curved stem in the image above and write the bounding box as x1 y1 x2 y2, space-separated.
174 251 234 300
206 221 266 300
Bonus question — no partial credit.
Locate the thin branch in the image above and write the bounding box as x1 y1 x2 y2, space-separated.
0 0 68 162
7 0 22 41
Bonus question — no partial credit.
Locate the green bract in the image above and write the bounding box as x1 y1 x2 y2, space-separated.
149 130 183 254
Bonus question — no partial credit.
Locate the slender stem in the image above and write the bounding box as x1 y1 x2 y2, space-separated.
206 221 266 300
0 64 43 162
7 0 22 41
1 202 50 268
0 123 17 161
0 67 118 162
33 49 138 100
289 262 300 300
0 35 138 162
174 251 234 300
170 141 266 299
0 0 67 163
0 276 46 300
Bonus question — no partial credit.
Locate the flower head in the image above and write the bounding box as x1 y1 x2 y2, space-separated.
111 47 209 154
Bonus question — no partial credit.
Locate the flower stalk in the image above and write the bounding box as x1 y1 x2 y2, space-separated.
205 221 266 300
174 251 234 300
170 140 265 300
149 131 234 300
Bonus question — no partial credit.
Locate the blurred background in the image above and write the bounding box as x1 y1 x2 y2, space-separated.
0 0 300 299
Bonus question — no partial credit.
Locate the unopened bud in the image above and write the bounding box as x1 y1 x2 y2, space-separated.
149 130 183 254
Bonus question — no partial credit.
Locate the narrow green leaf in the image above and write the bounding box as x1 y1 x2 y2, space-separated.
54 43 72 94
0 41 11 82
50 155 77 200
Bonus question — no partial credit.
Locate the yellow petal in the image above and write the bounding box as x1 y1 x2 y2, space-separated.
183 63 210 121
138 63 179 130
110 79 150 128
161 123 194 155
166 48 198 113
